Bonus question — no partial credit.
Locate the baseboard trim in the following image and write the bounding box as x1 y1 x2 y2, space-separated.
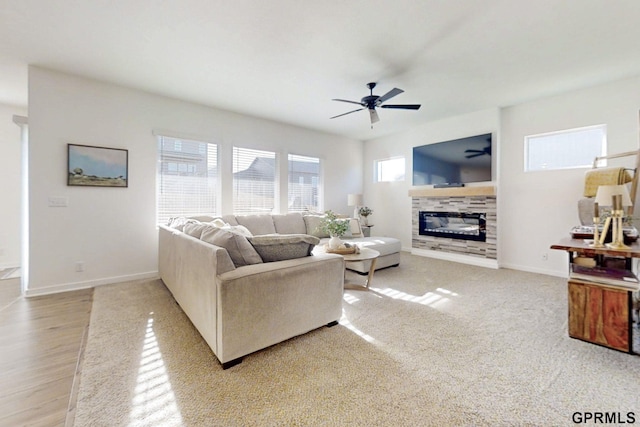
411 248 499 269
24 271 160 297
499 262 566 278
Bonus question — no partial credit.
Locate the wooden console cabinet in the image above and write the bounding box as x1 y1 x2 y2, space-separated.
567 279 632 352
551 238 638 354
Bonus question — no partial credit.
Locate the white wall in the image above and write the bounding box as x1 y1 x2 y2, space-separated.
0 103 27 269
500 75 640 276
27 67 362 295
363 108 500 251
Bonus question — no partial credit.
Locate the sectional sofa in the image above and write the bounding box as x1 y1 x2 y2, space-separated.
158 212 401 368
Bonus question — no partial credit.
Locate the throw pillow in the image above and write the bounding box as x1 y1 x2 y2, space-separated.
200 226 263 267
183 221 210 238
303 215 329 238
248 234 320 262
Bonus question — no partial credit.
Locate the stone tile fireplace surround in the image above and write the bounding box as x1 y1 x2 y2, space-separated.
409 186 497 268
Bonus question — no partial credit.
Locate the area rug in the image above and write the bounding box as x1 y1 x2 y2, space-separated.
72 254 640 426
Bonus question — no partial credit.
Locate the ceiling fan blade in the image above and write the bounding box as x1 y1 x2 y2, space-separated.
369 108 379 124
465 149 483 153
330 108 364 119
332 98 365 106
380 104 421 110
465 153 484 158
377 87 404 103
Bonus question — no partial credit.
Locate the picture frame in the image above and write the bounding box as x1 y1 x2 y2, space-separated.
67 144 128 187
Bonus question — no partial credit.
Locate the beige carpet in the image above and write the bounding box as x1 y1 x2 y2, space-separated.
72 253 640 426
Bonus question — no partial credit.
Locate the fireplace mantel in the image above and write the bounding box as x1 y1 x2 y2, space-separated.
408 185 496 197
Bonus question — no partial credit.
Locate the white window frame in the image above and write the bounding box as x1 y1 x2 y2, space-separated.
524 124 607 172
375 156 405 182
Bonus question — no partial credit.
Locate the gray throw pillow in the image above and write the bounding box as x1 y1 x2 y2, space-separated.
248 234 320 262
183 221 209 238
200 226 263 267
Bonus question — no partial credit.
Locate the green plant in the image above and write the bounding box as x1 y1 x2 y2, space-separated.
358 206 373 217
318 210 350 237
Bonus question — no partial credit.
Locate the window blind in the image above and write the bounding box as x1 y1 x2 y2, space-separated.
288 154 321 212
233 146 276 215
157 136 218 224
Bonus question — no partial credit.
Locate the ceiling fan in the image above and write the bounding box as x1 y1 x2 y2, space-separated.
465 145 491 158
330 82 421 126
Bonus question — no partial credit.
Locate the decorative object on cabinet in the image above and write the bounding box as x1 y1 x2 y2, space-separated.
595 184 633 249
359 206 373 225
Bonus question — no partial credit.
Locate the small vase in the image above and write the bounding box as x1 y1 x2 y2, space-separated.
328 235 342 250
362 216 369 226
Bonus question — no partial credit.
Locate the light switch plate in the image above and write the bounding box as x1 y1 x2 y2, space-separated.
48 197 68 207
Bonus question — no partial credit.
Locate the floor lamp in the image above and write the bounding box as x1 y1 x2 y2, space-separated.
595 184 633 249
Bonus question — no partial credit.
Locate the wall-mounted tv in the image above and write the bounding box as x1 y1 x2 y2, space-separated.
412 133 493 186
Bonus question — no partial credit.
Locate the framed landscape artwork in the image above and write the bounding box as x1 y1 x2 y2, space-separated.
67 144 128 187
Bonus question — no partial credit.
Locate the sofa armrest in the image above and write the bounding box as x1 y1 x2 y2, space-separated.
159 225 235 356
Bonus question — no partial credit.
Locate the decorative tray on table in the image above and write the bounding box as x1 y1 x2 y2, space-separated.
325 245 357 254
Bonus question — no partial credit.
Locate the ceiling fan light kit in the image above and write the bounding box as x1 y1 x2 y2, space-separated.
331 82 421 126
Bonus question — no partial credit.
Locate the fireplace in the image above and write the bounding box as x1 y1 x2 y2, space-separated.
418 211 486 242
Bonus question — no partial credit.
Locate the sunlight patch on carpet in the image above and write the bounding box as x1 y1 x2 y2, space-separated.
371 286 458 307
339 310 376 343
129 312 183 427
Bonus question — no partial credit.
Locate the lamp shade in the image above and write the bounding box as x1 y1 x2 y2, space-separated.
347 193 363 207
594 185 632 207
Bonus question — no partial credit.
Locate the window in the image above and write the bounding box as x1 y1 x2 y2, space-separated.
233 147 277 215
157 136 218 224
525 125 606 172
375 157 405 182
288 154 321 212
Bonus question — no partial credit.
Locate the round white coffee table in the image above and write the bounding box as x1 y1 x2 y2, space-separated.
314 246 380 289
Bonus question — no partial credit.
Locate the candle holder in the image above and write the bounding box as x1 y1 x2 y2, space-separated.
590 217 604 248
606 209 630 250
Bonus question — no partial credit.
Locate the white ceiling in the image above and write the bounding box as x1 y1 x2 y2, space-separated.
2 0 640 141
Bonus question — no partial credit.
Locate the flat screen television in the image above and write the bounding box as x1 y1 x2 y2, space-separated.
412 133 493 186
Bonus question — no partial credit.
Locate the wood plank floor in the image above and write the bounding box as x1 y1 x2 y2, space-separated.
0 280 92 427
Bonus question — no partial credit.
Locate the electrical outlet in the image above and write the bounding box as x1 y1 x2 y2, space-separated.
75 261 85 272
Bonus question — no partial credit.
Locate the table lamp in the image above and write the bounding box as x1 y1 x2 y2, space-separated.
594 184 633 249
347 193 363 219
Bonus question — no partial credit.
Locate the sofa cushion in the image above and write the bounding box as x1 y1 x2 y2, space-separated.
200 226 263 267
272 213 307 234
303 215 330 238
248 234 320 262
183 221 210 238
235 215 277 235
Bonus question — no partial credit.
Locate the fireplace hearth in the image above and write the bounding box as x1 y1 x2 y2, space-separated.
418 211 486 242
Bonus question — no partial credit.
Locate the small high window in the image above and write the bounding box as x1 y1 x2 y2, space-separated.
525 125 606 172
375 157 405 182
